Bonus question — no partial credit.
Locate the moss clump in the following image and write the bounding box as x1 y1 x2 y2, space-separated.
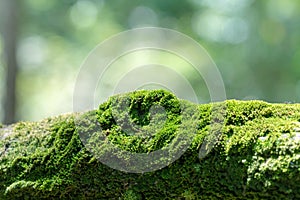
96 89 183 153
1 89 300 199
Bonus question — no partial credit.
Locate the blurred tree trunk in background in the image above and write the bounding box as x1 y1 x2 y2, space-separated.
0 0 19 124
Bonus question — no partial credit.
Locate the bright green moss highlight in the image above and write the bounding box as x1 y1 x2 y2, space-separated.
1 89 300 199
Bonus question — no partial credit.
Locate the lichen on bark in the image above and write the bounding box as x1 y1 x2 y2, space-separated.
1 89 300 199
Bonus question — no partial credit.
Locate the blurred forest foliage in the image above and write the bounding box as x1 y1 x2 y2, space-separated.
0 0 300 123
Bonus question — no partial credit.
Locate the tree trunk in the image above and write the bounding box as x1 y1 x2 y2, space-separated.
1 0 19 124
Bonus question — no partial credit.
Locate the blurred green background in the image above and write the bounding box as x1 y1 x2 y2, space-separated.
0 0 300 123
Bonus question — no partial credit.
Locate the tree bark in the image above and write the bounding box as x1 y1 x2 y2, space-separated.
1 0 19 124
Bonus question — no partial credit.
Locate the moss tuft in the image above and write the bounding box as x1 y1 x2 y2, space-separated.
1 90 300 199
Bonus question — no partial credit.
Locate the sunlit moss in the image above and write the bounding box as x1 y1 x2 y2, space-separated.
0 90 300 199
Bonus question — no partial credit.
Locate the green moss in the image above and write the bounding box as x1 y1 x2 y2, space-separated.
96 90 183 153
1 90 300 199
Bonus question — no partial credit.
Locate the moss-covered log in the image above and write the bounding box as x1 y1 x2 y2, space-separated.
1 90 300 199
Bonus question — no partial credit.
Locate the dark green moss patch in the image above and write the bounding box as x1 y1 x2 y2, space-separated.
1 90 300 199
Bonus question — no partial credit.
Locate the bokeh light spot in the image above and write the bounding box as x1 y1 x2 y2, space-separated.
267 0 298 21
69 0 99 29
128 6 158 28
17 36 48 69
192 11 248 44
